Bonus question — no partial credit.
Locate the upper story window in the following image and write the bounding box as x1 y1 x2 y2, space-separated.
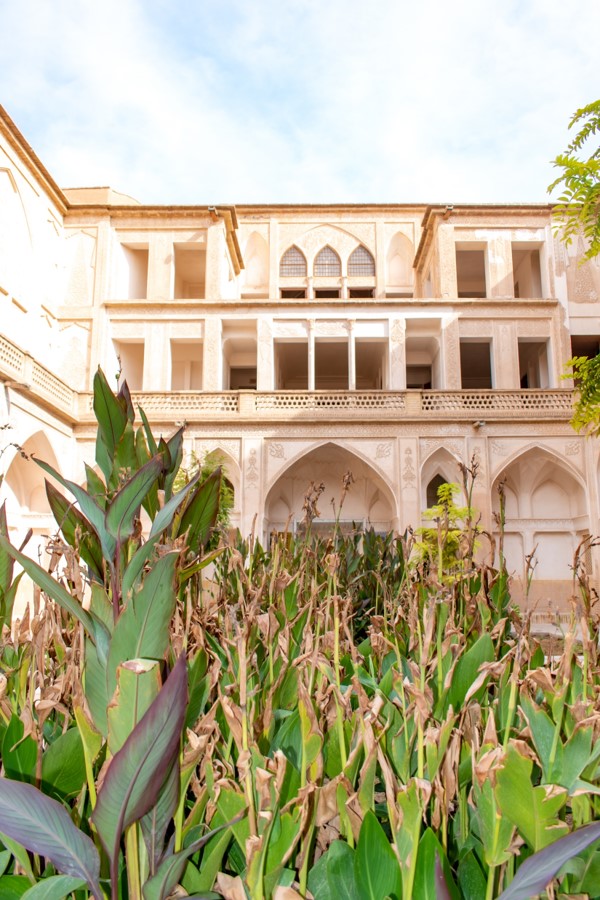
348 245 375 276
280 246 307 277
314 246 341 276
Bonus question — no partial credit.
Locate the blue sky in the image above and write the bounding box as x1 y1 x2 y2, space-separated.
1 0 598 204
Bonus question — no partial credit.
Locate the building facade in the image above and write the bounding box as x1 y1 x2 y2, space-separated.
2 106 600 615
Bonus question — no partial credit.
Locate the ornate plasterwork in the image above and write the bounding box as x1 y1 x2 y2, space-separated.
313 320 347 337
278 223 376 261
269 442 285 458
194 438 241 463
246 448 259 489
565 441 581 457
491 441 508 456
421 438 463 458
402 447 416 487
375 442 392 459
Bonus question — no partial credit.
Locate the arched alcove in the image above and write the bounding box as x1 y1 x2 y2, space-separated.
420 447 463 512
493 448 588 609
264 442 396 536
243 232 269 289
387 232 414 291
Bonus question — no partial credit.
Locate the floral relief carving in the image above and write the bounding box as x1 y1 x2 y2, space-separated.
565 441 581 456
403 447 416 487
375 442 392 459
269 442 285 458
246 448 259 489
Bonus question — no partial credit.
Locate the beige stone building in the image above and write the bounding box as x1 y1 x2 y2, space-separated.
2 105 600 613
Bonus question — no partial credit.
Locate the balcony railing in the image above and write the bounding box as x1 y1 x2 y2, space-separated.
74 388 574 422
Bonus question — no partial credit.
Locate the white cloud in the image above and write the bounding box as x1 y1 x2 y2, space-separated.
1 0 598 203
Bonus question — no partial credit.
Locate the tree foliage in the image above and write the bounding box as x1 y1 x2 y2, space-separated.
548 99 600 262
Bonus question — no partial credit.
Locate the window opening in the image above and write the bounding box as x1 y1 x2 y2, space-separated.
518 340 549 389
314 246 341 277
280 246 307 277
426 474 448 508
456 248 487 298
460 340 492 389
348 246 375 276
280 288 307 299
349 288 374 298
274 341 308 389
314 289 341 298
315 340 348 389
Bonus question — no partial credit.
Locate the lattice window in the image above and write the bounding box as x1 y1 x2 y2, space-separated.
314 246 341 276
280 246 307 277
348 245 375 276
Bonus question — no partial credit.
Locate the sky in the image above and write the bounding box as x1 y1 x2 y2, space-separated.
1 0 598 205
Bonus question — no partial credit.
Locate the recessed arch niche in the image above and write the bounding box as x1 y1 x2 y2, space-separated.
264 442 396 536
243 232 269 289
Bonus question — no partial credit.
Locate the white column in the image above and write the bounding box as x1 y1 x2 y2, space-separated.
308 319 315 390
348 320 356 390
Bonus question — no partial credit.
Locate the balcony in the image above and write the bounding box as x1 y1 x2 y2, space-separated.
75 388 574 423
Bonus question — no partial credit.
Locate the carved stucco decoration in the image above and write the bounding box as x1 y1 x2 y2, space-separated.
314 320 347 337
375 442 392 459
422 438 463 458
194 438 241 464
553 234 568 277
246 448 259 489
565 440 581 457
402 447 416 487
269 442 285 459
279 222 376 261
491 441 508 457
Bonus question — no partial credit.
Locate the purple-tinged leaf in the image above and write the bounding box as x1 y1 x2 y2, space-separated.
45 482 104 582
21 874 87 898
93 367 128 460
140 763 180 874
104 455 163 543
91 655 188 883
498 821 600 900
177 468 221 554
0 777 102 899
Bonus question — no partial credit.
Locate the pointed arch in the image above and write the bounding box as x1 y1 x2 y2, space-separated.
348 245 375 276
387 231 414 288
243 232 269 288
314 246 341 277
420 447 464 511
264 441 397 535
280 245 307 277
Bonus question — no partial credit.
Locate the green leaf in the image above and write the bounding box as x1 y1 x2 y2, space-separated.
104 455 163 543
138 406 158 456
448 634 494 710
107 552 178 703
472 778 513 867
2 715 37 783
45 482 104 582
34 459 114 560
495 746 569 851
149 469 202 539
413 829 458 900
93 367 128 464
0 875 31 898
41 729 86 801
107 659 162 754
140 763 180 875
355 810 402 900
308 840 360 900
0 778 101 899
83 638 109 737
0 501 14 598
91 655 188 875
176 469 221 554
498 821 600 900
21 875 87 899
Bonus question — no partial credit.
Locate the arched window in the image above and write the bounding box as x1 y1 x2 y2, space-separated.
280 246 307 277
348 245 375 276
314 246 341 276
426 474 448 508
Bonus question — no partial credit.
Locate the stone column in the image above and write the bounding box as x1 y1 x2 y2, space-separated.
375 220 386 298
256 318 273 390
438 224 458 299
389 318 406 389
494 322 519 389
147 233 173 300
144 324 169 390
241 437 263 537
442 317 461 389
488 236 514 298
347 319 356 390
308 319 315 390
398 438 420 531
269 218 278 299
202 317 222 390
205 224 224 300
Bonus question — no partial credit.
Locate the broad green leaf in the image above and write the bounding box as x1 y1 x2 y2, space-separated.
104 455 163 543
121 535 161 600
74 704 103 797
186 826 232 893
185 649 210 729
395 780 424 892
149 469 202 539
0 778 101 899
138 405 158 456
2 715 37 783
413 829 458 900
0 501 14 597
448 634 494 710
472 778 513 867
107 552 178 703
176 469 221 554
83 638 109 737
93 367 128 463
308 840 360 900
107 660 162 754
497 821 600 900
0 875 30 898
456 852 487 900
44 482 104 582
21 875 87 899
33 459 114 560
355 810 402 900
91 655 188 872
495 746 569 851
41 729 86 801
84 464 107 509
